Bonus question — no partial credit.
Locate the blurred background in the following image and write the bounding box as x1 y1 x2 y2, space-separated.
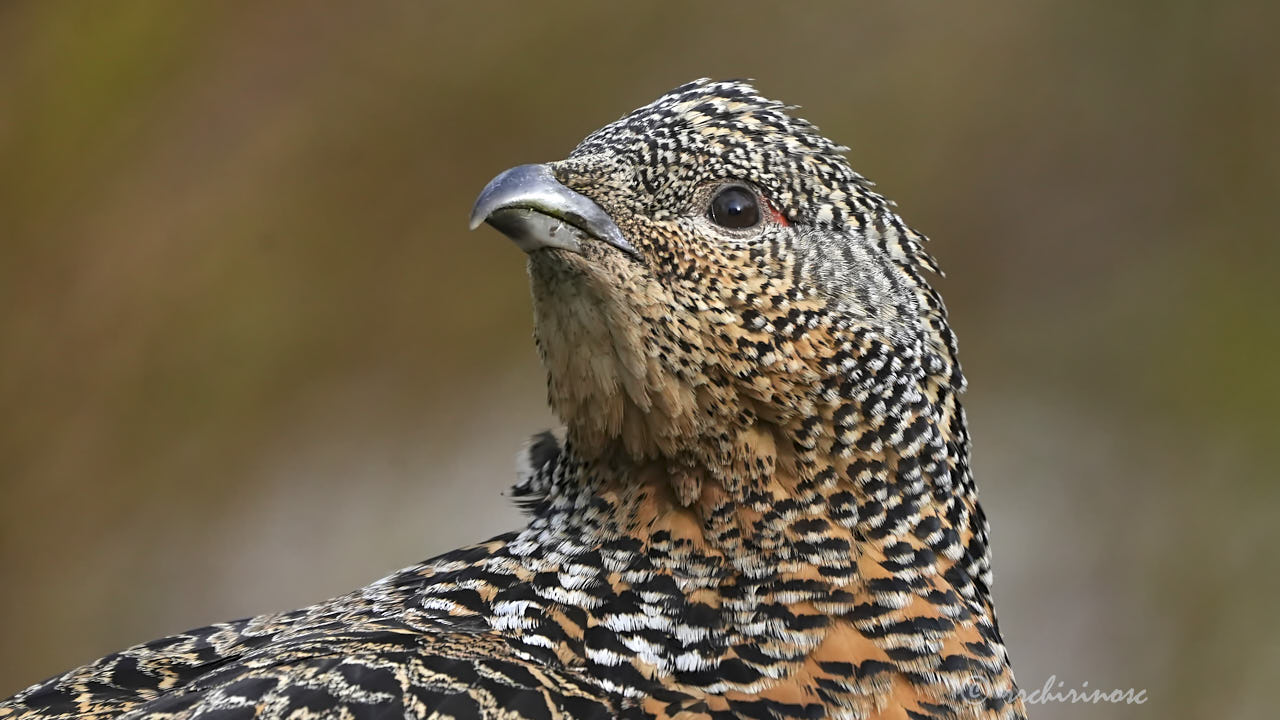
1 1 1276 718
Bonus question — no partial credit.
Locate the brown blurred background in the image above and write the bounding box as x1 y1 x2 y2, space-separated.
1 2 1276 718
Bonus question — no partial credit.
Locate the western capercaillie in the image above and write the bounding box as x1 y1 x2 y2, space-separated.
1 80 1024 720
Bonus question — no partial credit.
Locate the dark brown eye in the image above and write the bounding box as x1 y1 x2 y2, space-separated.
708 185 761 229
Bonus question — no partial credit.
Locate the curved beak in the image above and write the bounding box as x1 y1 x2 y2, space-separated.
469 164 637 257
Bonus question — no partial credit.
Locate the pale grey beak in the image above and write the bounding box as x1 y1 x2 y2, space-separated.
469 164 637 257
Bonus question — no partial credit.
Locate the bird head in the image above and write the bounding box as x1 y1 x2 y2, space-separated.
472 80 961 503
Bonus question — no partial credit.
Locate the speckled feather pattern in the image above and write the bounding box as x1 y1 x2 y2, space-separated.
1 80 1025 720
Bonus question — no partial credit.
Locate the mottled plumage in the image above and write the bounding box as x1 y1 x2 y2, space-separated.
1 80 1024 720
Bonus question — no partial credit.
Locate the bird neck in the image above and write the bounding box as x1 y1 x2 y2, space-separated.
522 351 976 578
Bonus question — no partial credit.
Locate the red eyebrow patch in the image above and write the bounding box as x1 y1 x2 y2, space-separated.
766 199 790 226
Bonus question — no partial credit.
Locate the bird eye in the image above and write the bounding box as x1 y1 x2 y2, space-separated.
708 185 761 229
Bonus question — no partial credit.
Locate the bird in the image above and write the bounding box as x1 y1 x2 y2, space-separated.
1 79 1025 720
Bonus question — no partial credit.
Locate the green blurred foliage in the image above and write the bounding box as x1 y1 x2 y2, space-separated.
1 2 1276 718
